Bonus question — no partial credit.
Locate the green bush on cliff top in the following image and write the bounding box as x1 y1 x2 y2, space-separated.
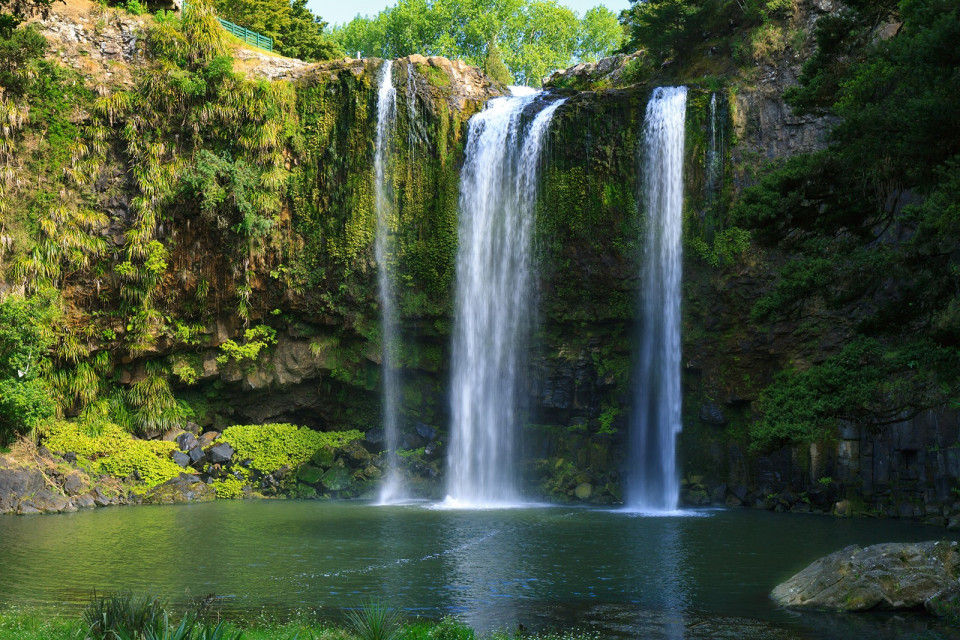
220 423 363 475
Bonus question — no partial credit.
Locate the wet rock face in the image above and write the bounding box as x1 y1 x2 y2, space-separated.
771 541 960 611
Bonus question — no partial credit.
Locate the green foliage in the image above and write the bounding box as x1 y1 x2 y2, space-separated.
751 337 960 451
0 23 46 95
219 423 363 475
735 0 960 449
690 226 751 268
214 0 342 61
0 0 62 39
0 293 58 444
118 0 145 15
127 363 187 435
344 600 403 640
83 594 244 640
217 325 277 367
482 40 512 85
576 6 625 63
182 149 276 237
332 0 623 86
212 476 246 498
621 0 700 62
43 419 183 487
84 593 166 640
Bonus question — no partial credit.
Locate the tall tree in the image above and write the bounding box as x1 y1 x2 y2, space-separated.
331 0 624 86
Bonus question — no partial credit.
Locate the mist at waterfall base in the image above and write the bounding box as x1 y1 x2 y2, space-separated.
626 86 688 514
373 60 406 504
444 89 565 508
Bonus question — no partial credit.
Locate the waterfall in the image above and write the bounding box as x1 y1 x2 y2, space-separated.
628 86 688 512
374 60 405 504
406 62 418 155
446 90 566 507
705 92 724 215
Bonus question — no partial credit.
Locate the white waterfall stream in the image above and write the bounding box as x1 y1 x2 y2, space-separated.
628 86 688 512
445 90 566 507
374 60 405 504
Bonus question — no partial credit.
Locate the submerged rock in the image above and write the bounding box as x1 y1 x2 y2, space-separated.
771 541 960 611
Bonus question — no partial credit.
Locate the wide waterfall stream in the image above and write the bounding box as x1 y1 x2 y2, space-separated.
628 87 688 512
0 502 956 640
446 90 565 506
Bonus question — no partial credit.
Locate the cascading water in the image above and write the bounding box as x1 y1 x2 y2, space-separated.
628 86 688 512
705 92 724 214
374 60 405 504
446 90 566 507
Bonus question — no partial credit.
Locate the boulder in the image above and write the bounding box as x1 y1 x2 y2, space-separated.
198 431 220 448
162 428 185 442
172 451 191 468
320 466 352 492
415 422 437 440
0 465 45 512
297 465 324 485
364 428 385 445
208 443 234 465
342 439 371 463
62 471 86 496
176 432 198 452
574 482 593 500
142 473 216 504
771 541 960 611
75 493 96 509
188 446 206 466
310 445 336 468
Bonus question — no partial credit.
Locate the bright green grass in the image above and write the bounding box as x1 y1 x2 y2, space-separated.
0 610 603 640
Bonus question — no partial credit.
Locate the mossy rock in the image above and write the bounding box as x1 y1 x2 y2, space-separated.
295 484 318 499
341 439 371 463
574 482 593 500
320 466 353 492
310 445 336 468
142 474 216 504
296 465 324 485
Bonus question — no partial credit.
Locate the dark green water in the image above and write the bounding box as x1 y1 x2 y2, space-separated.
0 501 958 639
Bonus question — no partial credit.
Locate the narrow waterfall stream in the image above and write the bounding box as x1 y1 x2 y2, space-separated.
446 90 566 506
373 60 405 504
628 86 688 512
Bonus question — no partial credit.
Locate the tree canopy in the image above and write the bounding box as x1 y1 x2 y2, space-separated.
214 0 342 61
331 0 624 86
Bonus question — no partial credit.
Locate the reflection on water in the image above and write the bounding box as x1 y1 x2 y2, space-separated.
0 502 959 639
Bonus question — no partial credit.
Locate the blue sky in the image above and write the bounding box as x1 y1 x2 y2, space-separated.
310 0 632 27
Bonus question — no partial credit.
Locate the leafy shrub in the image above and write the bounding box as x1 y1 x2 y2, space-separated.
219 424 363 475
217 325 277 368
122 0 145 15
43 420 183 487
212 476 246 499
0 293 58 445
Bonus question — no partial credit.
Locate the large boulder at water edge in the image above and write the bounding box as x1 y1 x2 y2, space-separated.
771 541 960 611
